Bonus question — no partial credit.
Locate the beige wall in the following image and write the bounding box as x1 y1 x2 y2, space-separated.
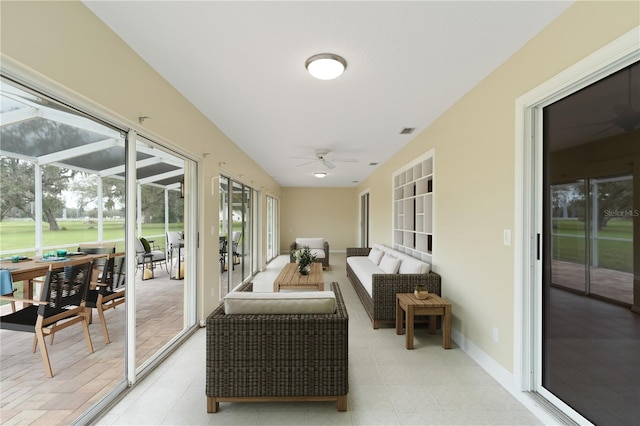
0 1 283 318
280 187 358 254
357 1 639 371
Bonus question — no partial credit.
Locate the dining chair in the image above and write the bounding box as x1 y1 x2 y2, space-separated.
0 269 16 313
78 245 116 285
231 232 242 267
219 237 228 271
0 258 95 378
85 252 126 344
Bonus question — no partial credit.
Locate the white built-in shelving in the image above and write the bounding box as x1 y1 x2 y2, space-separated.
392 150 433 263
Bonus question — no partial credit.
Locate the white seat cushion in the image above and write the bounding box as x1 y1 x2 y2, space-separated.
309 248 326 259
224 291 336 314
347 256 383 297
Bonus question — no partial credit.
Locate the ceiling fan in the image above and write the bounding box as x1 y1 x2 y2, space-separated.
564 67 640 136
293 149 357 169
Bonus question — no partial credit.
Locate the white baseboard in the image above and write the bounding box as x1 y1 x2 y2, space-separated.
451 328 566 426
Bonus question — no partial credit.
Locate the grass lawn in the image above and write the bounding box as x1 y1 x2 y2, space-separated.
0 219 184 255
552 218 633 273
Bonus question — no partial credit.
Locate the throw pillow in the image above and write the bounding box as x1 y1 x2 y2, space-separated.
139 237 151 253
368 248 384 265
379 253 401 274
399 257 430 274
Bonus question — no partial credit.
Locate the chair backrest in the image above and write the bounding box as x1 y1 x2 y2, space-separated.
232 232 242 252
167 231 182 246
39 260 93 317
135 238 147 255
78 245 115 281
78 245 116 255
99 252 126 294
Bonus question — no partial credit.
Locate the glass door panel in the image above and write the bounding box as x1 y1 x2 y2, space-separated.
589 176 634 304
549 182 587 294
541 60 639 425
134 136 195 371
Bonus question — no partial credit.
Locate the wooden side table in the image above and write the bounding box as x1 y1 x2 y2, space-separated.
396 293 451 349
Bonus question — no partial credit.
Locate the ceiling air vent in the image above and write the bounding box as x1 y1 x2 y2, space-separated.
400 127 415 135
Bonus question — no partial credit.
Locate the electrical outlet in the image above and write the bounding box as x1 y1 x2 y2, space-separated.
492 326 499 343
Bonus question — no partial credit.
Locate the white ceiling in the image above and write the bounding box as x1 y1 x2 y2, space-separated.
84 1 573 187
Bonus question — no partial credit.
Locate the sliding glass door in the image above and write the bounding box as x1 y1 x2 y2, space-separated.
133 135 197 373
540 61 639 425
219 176 257 297
266 195 279 261
0 76 199 424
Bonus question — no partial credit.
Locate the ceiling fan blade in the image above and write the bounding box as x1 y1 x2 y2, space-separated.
291 155 316 160
591 124 617 137
332 157 358 163
558 119 614 129
296 160 316 167
613 104 635 118
323 160 336 169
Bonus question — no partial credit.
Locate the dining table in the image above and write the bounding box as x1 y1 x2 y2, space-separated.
0 252 107 306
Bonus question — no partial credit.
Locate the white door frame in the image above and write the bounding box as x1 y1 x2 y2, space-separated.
514 26 639 423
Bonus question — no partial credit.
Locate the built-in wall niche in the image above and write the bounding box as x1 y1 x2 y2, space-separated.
392 150 433 263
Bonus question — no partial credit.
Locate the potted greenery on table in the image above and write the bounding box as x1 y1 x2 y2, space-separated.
294 245 317 275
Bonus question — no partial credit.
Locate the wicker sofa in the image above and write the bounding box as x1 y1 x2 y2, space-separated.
346 245 441 329
206 281 349 412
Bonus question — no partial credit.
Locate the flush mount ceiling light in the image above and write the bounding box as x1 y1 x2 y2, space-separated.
305 53 347 80
314 172 327 178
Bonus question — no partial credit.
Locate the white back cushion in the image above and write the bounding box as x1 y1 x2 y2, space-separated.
379 253 401 274
398 256 430 274
296 237 325 249
367 248 384 265
224 291 336 314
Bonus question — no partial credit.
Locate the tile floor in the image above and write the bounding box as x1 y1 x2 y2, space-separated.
97 254 548 426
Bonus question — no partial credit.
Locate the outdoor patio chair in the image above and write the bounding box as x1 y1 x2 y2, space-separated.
166 231 184 275
231 231 242 267
135 237 168 278
0 258 95 378
219 237 227 271
78 245 116 284
86 252 125 344
0 269 16 313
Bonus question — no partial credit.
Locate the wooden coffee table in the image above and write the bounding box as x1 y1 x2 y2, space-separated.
273 262 324 292
396 293 451 349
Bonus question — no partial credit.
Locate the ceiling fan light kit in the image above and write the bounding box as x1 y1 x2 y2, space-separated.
314 172 327 178
305 53 347 80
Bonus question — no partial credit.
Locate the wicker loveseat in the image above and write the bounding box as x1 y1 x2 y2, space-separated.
206 281 349 413
347 246 441 329
289 237 330 268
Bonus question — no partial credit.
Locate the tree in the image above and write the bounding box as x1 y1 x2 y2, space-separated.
595 179 633 230
0 157 72 229
0 119 84 228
